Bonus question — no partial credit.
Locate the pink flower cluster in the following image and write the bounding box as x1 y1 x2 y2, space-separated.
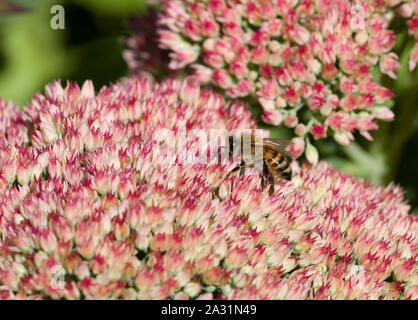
121 9 184 81
400 0 418 71
384 0 418 72
0 78 416 300
154 0 418 159
0 99 28 147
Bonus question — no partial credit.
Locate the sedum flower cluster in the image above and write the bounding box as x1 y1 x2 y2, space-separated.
152 0 418 160
0 78 416 300
120 9 182 81
397 0 418 71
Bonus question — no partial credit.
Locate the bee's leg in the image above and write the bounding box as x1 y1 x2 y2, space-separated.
228 164 240 193
211 145 226 164
230 160 248 192
261 175 268 190
267 171 275 196
261 159 275 196
261 160 269 191
213 159 246 197
230 159 250 174
229 162 242 175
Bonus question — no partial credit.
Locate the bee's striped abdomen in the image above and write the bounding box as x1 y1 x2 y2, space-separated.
264 147 292 181
280 166 292 181
263 147 275 163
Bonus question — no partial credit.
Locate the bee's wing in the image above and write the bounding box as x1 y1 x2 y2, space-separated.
262 138 293 157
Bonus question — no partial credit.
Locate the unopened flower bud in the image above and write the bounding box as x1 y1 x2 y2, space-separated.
306 143 318 166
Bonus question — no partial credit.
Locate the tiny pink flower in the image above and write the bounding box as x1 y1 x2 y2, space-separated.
310 123 328 140
380 53 401 79
261 110 283 126
39 230 58 253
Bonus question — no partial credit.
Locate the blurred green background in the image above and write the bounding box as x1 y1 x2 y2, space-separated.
0 0 417 211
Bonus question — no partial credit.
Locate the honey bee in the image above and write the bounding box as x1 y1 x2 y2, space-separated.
215 133 293 196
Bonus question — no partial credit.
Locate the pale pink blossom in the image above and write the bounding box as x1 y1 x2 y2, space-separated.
0 78 416 300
